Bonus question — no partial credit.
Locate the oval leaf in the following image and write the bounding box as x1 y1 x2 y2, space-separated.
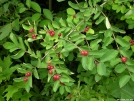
119 75 130 88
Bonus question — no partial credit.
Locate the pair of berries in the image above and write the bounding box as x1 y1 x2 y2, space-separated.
23 72 31 82
48 30 55 37
80 50 88 56
47 65 54 74
129 40 134 46
29 28 36 39
83 26 90 33
53 74 60 81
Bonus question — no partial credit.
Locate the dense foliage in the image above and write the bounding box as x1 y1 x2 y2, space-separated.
0 0 134 101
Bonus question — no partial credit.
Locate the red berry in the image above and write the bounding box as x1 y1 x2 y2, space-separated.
80 50 88 56
80 51 85 55
129 40 133 43
29 28 34 33
32 34 36 39
121 57 127 63
84 51 88 56
50 32 55 37
58 33 61 37
50 66 54 69
132 42 134 45
47 65 51 70
25 72 31 77
53 75 60 81
23 77 28 82
49 70 53 74
73 14 76 18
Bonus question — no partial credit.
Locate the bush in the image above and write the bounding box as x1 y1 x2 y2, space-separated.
0 0 134 101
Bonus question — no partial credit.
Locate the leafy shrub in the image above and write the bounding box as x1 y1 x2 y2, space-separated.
0 0 134 101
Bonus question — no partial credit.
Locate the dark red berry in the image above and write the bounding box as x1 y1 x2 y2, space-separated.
50 66 54 69
25 72 31 77
80 50 88 56
47 65 51 70
73 14 76 18
129 40 133 43
58 33 61 37
121 57 127 63
53 74 60 81
29 28 34 33
23 77 28 82
32 34 36 39
49 70 53 74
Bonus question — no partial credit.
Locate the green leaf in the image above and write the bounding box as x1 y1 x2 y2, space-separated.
116 36 130 47
114 64 126 73
13 78 23 82
0 23 12 40
59 86 65 95
22 24 32 30
3 42 17 50
81 57 88 70
105 17 111 29
87 57 94 70
59 18 66 27
90 39 102 49
28 76 32 87
95 15 105 25
68 1 79 10
32 13 41 21
119 75 130 88
70 34 85 41
43 9 53 20
111 26 125 34
120 48 132 58
97 62 106 76
93 12 101 20
19 7 27 13
100 49 118 62
12 19 20 31
52 21 60 29
53 80 60 92
64 43 76 51
102 37 113 48
4 82 25 101
125 8 134 17
86 28 95 34
67 8 75 15
18 37 26 50
11 50 25 59
31 1 41 13
26 0 31 8
95 74 101 82
110 58 121 67
33 68 39 79
57 0 65 2
10 32 18 46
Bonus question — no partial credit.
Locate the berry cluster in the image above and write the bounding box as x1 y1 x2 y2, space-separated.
129 40 134 45
83 26 90 33
47 62 61 81
23 72 31 82
80 50 88 56
29 28 37 39
47 65 54 74
48 30 55 37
